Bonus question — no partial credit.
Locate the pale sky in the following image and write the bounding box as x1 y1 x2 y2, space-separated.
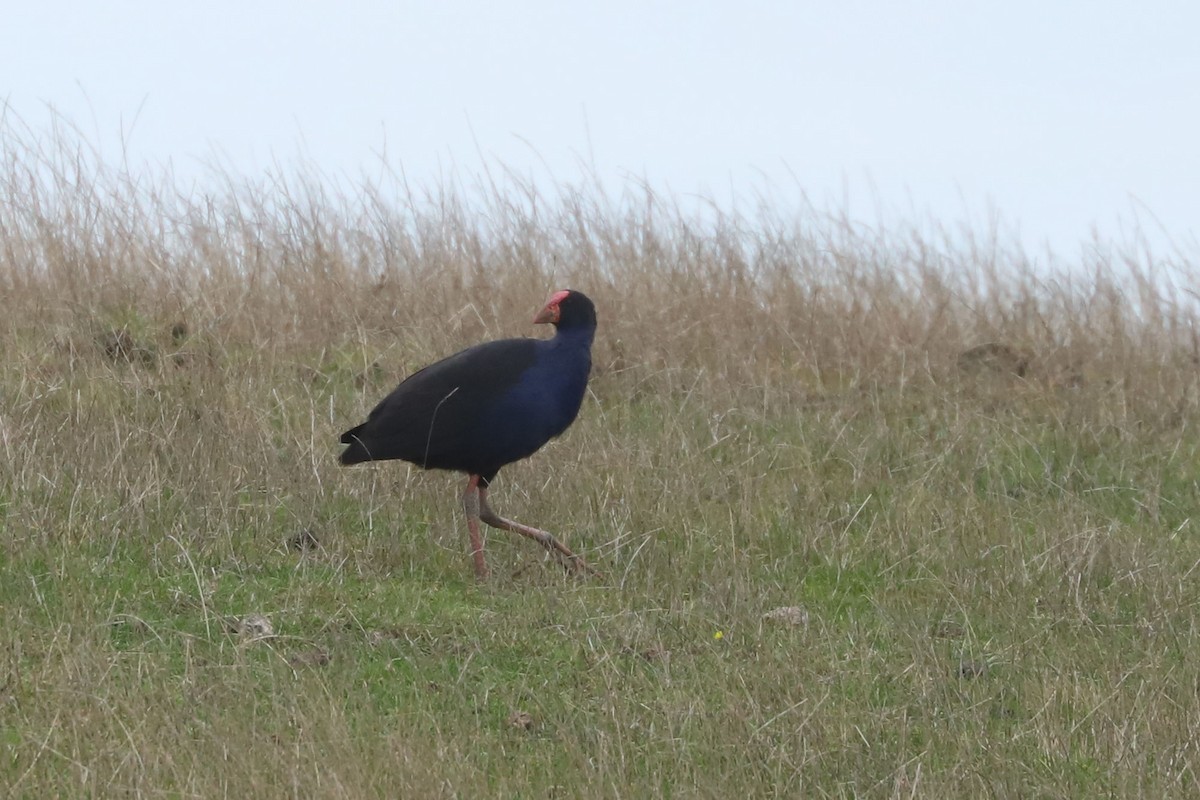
3 1 1198 260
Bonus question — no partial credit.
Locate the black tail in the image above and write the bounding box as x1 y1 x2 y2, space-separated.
339 425 373 465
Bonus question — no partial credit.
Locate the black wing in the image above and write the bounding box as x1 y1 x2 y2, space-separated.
339 338 538 472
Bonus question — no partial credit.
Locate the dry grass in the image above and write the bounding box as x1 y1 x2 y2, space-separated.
4 120 1200 797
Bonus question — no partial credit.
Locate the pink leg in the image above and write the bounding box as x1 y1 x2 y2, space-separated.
478 486 598 576
462 475 490 579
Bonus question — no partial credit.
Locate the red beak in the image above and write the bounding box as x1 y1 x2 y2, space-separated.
533 290 570 324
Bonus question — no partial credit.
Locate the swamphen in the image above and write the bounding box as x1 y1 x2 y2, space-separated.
339 290 597 578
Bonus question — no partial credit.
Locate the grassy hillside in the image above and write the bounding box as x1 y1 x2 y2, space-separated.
3 129 1200 797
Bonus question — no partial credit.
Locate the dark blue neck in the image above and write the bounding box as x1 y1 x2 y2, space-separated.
554 323 596 351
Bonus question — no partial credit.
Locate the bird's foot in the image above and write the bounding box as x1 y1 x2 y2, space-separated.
518 527 600 578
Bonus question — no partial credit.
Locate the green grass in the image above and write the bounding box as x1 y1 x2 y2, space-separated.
5 350 1200 797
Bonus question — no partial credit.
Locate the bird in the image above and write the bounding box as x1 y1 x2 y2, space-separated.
339 289 598 579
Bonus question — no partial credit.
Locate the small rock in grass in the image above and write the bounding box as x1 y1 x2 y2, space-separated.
620 644 670 662
930 620 966 639
109 615 151 634
638 646 670 662
762 606 809 628
957 659 989 680
288 529 320 552
229 613 274 640
507 710 535 731
97 328 156 366
288 648 331 668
